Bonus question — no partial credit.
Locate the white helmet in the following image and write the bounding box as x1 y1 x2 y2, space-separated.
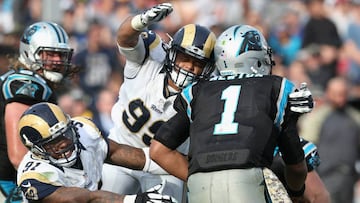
215 25 275 76
19 22 73 83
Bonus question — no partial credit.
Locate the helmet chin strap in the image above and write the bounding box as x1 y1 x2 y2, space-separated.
43 70 63 83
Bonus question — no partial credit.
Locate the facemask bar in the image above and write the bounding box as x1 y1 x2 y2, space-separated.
32 46 73 74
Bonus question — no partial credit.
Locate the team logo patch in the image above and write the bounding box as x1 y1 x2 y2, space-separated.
21 25 41 44
16 83 39 98
238 30 263 56
24 186 39 200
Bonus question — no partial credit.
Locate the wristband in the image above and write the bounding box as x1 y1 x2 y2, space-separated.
131 14 146 31
287 184 305 197
142 147 151 172
123 194 137 203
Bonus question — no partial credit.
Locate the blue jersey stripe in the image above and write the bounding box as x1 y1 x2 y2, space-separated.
274 78 294 129
181 83 194 122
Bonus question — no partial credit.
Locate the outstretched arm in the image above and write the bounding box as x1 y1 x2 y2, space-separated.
106 140 146 170
117 3 173 48
150 139 188 181
41 187 125 203
40 185 177 203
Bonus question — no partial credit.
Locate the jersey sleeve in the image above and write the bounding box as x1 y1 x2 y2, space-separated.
1 69 56 105
300 138 321 172
17 154 63 201
118 30 165 65
72 116 109 159
18 178 60 201
275 77 304 165
154 100 190 150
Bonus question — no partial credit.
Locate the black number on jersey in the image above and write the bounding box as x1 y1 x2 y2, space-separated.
22 161 41 173
123 99 165 146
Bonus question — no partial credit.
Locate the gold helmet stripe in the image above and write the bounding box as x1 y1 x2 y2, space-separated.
48 103 67 123
181 24 196 48
203 32 216 58
19 114 51 138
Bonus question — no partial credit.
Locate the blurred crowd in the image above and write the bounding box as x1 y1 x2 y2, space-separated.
1 0 360 202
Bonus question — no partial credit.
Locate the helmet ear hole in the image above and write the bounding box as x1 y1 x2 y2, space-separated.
257 61 261 67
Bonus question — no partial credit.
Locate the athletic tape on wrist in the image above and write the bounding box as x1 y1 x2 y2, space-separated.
142 147 151 172
123 194 137 203
131 15 146 31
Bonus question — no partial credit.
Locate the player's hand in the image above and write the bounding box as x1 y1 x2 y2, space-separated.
288 82 314 114
132 3 173 31
125 180 178 203
141 3 173 26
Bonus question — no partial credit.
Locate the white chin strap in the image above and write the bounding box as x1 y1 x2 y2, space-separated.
43 70 63 83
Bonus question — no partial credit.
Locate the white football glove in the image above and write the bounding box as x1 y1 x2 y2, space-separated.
131 3 173 31
124 180 178 203
288 82 314 114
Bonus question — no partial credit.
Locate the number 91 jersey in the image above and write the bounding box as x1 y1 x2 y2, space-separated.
17 117 108 201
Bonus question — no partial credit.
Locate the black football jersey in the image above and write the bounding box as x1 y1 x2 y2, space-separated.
155 73 304 175
0 69 57 180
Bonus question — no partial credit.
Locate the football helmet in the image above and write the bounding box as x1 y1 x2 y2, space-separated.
18 102 80 167
19 22 74 83
165 24 216 88
215 25 275 76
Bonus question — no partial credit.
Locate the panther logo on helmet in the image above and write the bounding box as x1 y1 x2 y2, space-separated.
239 30 263 55
21 25 40 44
215 25 275 76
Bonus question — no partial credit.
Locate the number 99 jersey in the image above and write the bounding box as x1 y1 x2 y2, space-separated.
110 30 188 154
17 117 108 201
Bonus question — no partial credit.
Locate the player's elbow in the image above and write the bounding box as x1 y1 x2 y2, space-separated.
9 157 21 170
150 140 167 163
9 151 27 170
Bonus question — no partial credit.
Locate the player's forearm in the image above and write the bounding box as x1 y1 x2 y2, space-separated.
117 16 141 48
285 160 307 191
304 171 331 203
88 190 126 203
150 140 188 181
41 187 126 203
107 140 145 170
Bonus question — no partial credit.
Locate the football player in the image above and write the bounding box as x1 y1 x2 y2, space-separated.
0 21 76 202
150 25 312 202
101 3 216 202
17 102 177 203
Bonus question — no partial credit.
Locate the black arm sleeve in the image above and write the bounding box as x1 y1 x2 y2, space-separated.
154 110 190 150
278 112 304 165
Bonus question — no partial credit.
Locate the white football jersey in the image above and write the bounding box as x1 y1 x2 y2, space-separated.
17 117 108 201
110 30 188 153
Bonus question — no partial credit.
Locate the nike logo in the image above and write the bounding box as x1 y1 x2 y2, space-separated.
21 181 31 188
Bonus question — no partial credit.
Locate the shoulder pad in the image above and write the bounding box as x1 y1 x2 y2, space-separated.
1 71 52 100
